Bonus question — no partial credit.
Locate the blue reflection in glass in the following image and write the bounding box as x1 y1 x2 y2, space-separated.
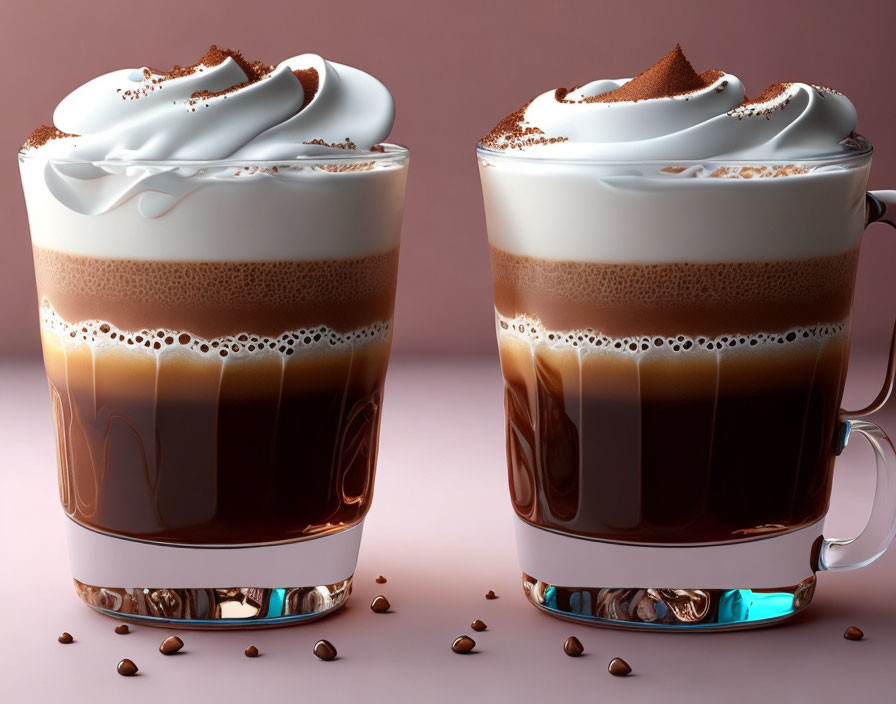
266 588 286 618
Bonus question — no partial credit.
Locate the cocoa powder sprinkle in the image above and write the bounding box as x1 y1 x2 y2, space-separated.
480 100 568 151
584 45 721 103
741 82 792 107
303 138 358 150
152 45 274 84
294 68 320 109
24 125 78 149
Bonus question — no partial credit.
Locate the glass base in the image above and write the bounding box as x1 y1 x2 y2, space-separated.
522 573 816 631
74 578 352 629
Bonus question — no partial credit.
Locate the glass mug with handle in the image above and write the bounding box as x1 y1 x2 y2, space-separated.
478 140 896 630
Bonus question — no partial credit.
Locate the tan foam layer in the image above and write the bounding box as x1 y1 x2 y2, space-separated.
490 246 858 337
34 246 399 337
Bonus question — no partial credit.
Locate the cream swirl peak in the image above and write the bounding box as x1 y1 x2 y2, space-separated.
23 45 394 160
481 45 861 160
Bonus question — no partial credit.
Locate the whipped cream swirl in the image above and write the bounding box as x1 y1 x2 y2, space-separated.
481 47 861 161
20 47 400 218
25 47 393 160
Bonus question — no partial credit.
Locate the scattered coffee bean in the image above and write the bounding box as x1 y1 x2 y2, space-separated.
117 659 138 677
159 635 184 655
564 636 584 657
608 657 632 676
485 590 498 600
844 626 864 641
114 625 129 635
471 619 487 632
58 632 73 644
375 575 387 584
370 595 391 613
245 645 259 658
313 639 337 661
451 635 476 654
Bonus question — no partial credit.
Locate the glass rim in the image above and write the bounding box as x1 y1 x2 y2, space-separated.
475 140 873 168
17 142 409 166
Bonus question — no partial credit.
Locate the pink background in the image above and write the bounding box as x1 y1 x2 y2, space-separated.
2 4 896 700
1 0 895 357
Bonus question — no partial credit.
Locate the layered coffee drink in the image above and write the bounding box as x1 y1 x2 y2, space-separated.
490 245 855 544
35 250 396 544
21 46 407 624
479 46 882 628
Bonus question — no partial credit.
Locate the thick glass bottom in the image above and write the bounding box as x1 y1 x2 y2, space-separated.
522 573 816 631
74 578 352 629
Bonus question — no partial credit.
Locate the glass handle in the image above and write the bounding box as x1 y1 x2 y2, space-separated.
819 192 896 572
854 192 896 417
866 190 896 227
820 420 896 571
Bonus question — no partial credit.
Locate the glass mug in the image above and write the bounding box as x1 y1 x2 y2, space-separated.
478 141 896 630
20 148 408 627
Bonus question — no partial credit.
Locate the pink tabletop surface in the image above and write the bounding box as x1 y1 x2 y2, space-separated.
1 355 894 703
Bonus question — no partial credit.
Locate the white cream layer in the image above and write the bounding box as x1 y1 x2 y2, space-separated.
478 156 871 263
20 153 408 261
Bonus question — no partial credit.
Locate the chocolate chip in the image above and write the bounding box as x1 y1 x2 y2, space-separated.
375 575 387 584
451 635 476 654
58 632 73 644
370 595 391 613
114 625 129 635
117 659 138 676
313 639 337 661
485 590 498 600
471 619 487 632
564 636 584 657
245 645 259 658
844 626 864 641
608 657 632 676
159 635 184 655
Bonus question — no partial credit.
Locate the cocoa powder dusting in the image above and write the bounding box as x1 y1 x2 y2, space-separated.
24 125 78 149
154 45 274 84
294 68 320 109
480 100 568 151
585 45 721 103
728 82 796 119
741 83 792 107
181 47 280 103
709 164 807 178
303 138 358 150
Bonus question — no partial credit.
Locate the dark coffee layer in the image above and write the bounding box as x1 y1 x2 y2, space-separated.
490 246 859 337
498 332 849 543
44 333 390 544
34 246 399 338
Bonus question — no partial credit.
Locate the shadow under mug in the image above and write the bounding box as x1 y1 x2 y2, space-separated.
479 144 896 630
